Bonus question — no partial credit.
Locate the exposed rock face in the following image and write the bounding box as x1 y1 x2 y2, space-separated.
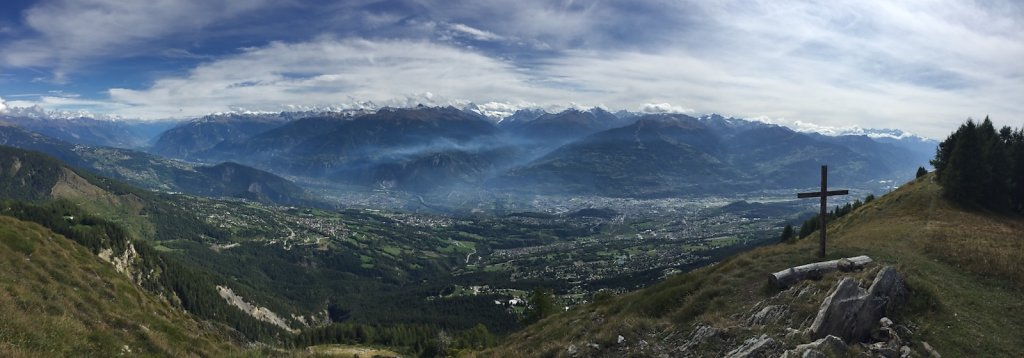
216 285 295 332
809 266 907 342
98 243 140 279
746 304 789 327
678 324 721 354
724 334 777 358
782 335 847 357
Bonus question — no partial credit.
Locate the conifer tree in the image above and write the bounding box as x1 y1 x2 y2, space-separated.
779 224 794 243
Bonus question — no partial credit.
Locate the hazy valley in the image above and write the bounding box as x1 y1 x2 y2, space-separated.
1 1 1020 356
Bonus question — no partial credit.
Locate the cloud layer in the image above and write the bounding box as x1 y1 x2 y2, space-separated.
0 0 1021 138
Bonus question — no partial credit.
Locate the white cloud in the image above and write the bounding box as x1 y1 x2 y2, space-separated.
448 23 503 41
104 38 563 119
2 0 271 74
0 96 7 112
4 0 1021 138
639 103 695 114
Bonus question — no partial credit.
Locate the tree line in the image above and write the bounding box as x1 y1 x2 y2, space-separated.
931 117 1024 212
780 194 875 242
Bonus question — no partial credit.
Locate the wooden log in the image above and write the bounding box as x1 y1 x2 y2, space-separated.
770 255 873 288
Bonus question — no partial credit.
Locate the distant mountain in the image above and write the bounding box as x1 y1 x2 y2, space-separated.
497 115 740 197
191 106 515 192
0 114 175 148
501 107 635 147
150 112 295 159
0 125 314 206
143 106 936 196
494 113 930 196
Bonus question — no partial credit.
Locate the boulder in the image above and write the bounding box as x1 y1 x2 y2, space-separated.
809 266 907 342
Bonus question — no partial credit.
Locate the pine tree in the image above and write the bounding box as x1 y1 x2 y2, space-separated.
522 288 558 325
1010 128 1024 212
779 224 794 243
939 120 985 203
916 166 928 178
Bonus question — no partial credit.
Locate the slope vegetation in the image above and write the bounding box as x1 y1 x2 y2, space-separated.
0 215 236 357
478 174 1024 357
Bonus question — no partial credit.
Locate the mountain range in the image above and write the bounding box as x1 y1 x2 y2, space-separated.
146 106 936 197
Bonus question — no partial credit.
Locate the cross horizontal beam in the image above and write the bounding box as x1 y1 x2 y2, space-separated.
797 190 849 198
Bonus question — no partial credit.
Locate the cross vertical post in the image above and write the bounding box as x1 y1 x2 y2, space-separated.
818 165 827 258
796 165 849 258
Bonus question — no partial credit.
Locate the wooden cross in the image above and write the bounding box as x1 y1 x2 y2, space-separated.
797 165 848 258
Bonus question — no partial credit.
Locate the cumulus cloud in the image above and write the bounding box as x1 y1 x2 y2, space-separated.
104 38 562 119
639 103 695 114
1 0 1021 137
0 96 7 112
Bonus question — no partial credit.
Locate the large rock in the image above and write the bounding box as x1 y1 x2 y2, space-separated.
809 266 907 342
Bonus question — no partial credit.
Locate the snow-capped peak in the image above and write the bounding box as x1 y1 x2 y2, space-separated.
790 120 925 140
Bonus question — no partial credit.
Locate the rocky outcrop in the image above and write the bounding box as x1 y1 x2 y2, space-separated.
724 334 778 358
781 335 847 358
746 304 789 327
98 242 140 280
216 285 295 332
809 266 907 342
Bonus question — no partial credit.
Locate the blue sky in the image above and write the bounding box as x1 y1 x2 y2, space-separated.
0 0 1021 138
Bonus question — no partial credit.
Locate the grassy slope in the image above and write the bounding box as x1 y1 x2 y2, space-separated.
0 215 237 357
478 174 1024 357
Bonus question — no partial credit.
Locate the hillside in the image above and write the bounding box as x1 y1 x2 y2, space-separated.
0 125 316 206
0 215 236 356
477 174 1024 357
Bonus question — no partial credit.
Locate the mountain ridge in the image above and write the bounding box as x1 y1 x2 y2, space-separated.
146 106 935 196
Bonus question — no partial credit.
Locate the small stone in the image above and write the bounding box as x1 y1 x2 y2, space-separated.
871 327 891 342
567 344 578 355
900 345 912 358
869 342 900 358
880 317 893 327
617 335 625 344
